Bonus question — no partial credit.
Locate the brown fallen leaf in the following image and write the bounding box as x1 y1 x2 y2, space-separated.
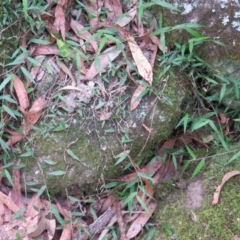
56 59 76 87
30 56 45 81
126 35 153 85
0 191 20 213
32 45 60 56
114 201 128 240
70 19 98 53
23 95 47 125
212 170 240 205
80 46 121 81
104 0 122 21
126 200 157 239
13 75 29 110
54 4 66 41
130 85 146 111
10 165 22 208
99 112 113 121
117 6 137 27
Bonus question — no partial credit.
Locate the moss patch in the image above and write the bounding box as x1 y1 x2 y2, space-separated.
151 143 240 239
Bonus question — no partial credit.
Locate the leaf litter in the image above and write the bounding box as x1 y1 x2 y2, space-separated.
0 0 223 239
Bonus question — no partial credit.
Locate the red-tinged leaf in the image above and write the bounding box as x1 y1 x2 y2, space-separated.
11 165 22 208
127 35 152 84
5 131 25 148
54 4 66 41
142 178 154 197
99 112 112 121
212 170 240 205
19 96 46 126
126 200 157 239
13 75 29 110
32 45 60 56
130 85 146 111
80 46 121 81
70 19 98 53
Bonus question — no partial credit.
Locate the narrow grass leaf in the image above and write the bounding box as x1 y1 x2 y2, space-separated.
219 84 226 103
226 150 240 165
0 74 13 92
21 66 35 83
36 185 46 199
137 172 154 182
30 39 51 45
115 150 130 165
44 159 56 165
0 138 10 153
48 170 66 176
4 169 14 186
51 204 64 225
136 195 151 215
67 149 80 161
209 121 229 151
123 192 137 206
3 105 17 119
191 158 205 179
185 144 196 159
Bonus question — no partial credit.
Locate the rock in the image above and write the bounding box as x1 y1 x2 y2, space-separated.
152 0 240 109
17 64 191 195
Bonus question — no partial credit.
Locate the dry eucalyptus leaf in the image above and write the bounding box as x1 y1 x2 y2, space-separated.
54 4 65 41
126 200 157 239
13 75 29 110
127 35 152 84
130 85 146 111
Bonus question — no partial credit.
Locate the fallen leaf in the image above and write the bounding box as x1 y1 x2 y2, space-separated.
54 4 66 41
142 123 152 133
126 200 157 239
99 112 113 121
13 75 29 110
10 165 22 208
114 201 127 240
81 46 121 81
30 56 45 81
104 0 122 21
70 18 98 53
127 35 152 84
0 191 20 213
130 85 146 111
117 6 137 27
32 45 60 56
56 59 76 86
212 170 240 205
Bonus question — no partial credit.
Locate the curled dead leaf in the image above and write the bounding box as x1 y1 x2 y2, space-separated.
212 170 240 205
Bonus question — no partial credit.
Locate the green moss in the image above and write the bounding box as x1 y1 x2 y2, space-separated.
151 143 240 239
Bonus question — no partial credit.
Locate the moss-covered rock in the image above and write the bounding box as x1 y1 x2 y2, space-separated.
17 65 191 196
148 143 240 240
